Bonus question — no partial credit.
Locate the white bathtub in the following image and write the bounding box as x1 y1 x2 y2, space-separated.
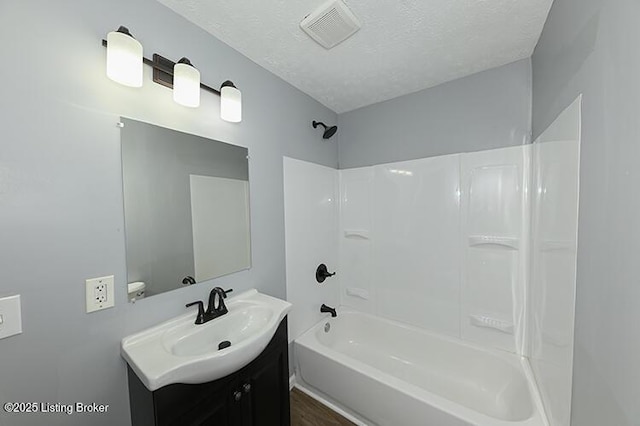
295 310 548 426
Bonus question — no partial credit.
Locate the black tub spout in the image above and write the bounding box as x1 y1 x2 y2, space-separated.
320 304 337 318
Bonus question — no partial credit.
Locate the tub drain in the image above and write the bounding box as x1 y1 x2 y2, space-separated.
324 323 331 333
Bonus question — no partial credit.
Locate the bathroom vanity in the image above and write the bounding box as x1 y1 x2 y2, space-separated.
127 318 289 426
121 290 292 426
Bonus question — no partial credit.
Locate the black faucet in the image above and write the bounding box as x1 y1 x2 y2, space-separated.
320 304 337 318
206 287 233 318
186 287 233 325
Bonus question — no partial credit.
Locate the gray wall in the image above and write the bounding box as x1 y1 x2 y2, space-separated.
121 118 249 296
0 0 336 425
532 1 640 425
337 58 532 168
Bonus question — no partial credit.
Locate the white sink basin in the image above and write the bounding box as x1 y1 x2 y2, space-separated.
121 289 292 391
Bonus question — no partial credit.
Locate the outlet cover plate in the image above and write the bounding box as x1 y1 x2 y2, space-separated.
86 275 115 313
0 295 22 340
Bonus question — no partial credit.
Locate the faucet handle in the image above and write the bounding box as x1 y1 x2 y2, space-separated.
186 301 205 324
213 287 233 298
316 264 336 283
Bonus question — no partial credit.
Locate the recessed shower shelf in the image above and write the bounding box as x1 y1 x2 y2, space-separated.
345 287 370 300
469 314 514 334
539 240 575 252
468 235 519 250
344 229 371 240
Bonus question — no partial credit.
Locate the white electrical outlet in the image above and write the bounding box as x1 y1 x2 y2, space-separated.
86 275 115 313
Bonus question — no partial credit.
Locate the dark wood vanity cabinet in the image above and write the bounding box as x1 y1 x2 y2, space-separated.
127 318 290 426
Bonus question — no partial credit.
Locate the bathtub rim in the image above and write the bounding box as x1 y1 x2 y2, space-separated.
295 308 549 426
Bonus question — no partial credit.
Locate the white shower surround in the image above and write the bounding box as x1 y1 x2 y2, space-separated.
339 145 530 354
283 98 580 426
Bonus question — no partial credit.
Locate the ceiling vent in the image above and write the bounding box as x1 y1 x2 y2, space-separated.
300 0 361 49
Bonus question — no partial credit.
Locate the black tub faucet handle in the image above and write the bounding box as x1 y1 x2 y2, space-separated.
316 264 336 283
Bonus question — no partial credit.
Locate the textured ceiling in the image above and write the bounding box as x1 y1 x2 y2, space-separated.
156 0 553 113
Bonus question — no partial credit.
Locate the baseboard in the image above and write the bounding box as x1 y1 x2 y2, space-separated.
289 373 296 390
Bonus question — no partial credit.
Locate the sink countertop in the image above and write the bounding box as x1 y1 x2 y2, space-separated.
121 289 292 391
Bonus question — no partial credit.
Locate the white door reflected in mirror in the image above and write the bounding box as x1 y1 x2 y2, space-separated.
190 175 251 281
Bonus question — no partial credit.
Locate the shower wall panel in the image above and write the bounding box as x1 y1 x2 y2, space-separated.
529 97 581 426
372 155 462 337
460 146 530 353
338 146 529 352
284 157 340 342
338 167 375 314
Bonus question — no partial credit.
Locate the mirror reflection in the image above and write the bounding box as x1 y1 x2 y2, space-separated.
121 118 251 301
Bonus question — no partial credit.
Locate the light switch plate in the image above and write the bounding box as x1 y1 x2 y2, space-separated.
86 275 115 313
0 295 23 340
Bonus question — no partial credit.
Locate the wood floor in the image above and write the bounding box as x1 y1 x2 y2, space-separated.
290 388 356 426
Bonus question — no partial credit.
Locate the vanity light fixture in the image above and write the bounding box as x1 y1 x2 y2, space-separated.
106 26 143 88
173 58 200 108
220 81 242 123
103 26 242 122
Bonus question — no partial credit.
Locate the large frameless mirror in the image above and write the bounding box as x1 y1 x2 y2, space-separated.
120 118 251 301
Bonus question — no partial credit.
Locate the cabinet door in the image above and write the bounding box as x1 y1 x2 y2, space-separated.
241 345 290 426
155 376 235 426
176 391 231 426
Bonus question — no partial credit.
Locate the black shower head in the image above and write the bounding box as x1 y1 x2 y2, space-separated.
312 121 338 139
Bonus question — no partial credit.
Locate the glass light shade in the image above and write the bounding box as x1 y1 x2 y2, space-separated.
106 30 143 88
221 85 242 123
173 62 201 108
